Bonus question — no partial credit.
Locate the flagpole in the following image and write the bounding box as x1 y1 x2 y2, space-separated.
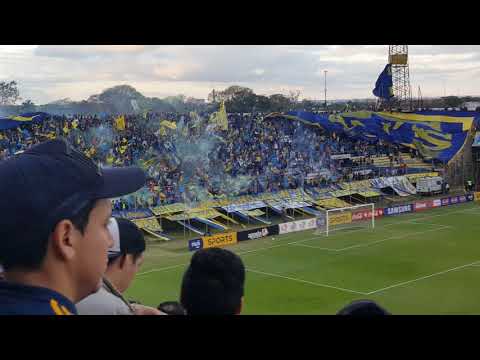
324 70 328 111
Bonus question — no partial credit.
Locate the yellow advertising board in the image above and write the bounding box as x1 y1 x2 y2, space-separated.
328 212 352 226
475 192 480 202
202 232 237 249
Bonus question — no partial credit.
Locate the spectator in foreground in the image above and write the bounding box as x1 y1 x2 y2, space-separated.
337 300 391 315
0 139 146 315
180 248 245 315
77 217 162 315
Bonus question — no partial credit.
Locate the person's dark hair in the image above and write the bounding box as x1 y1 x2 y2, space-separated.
180 247 245 315
69 200 97 235
0 200 97 272
337 300 391 315
158 301 186 315
107 217 146 266
107 251 143 266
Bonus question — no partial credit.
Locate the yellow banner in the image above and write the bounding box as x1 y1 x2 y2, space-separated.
209 101 228 130
475 192 480 202
114 115 126 131
160 120 177 130
202 232 237 249
328 212 352 226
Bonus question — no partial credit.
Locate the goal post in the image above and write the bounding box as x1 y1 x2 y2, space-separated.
315 203 375 236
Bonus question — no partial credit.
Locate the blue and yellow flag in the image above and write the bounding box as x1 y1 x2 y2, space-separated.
209 101 228 130
268 110 479 163
373 64 394 100
160 120 177 130
114 115 126 131
0 112 48 131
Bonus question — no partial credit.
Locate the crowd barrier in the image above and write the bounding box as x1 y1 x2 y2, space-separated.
187 193 476 251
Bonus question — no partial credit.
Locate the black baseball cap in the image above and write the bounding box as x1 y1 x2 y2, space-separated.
0 139 146 246
107 217 146 259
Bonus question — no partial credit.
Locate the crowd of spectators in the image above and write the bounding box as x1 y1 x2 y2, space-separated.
0 111 416 210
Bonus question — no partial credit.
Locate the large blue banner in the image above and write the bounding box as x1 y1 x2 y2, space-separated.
0 112 49 130
270 111 479 163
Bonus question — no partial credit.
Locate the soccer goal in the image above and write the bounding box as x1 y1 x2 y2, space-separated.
314 203 375 236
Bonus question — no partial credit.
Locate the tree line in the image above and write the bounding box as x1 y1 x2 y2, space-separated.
2 81 480 115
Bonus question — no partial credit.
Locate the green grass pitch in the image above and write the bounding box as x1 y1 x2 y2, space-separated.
125 201 480 314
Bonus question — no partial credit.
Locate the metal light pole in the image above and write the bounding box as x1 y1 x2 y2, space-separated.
324 70 328 111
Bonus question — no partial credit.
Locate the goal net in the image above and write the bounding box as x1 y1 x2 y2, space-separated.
314 203 375 236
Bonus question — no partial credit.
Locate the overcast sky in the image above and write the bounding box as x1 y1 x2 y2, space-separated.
1 45 480 104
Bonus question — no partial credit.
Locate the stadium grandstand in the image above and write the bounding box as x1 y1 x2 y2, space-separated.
0 108 478 243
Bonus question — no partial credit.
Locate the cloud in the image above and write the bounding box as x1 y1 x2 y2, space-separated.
0 45 479 103
34 45 149 59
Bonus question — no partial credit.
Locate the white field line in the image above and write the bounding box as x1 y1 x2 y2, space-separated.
246 268 367 295
146 252 192 258
138 237 310 276
291 225 451 252
366 261 480 295
290 206 479 246
288 244 339 251
335 226 451 251
381 206 480 227
138 232 342 276
137 263 188 276
407 220 454 228
138 205 480 276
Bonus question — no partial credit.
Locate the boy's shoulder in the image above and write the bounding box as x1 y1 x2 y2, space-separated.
0 281 77 315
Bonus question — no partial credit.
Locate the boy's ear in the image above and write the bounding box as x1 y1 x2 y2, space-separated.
50 219 79 261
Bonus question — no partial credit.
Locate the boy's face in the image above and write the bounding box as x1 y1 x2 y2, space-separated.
117 253 145 293
73 199 113 301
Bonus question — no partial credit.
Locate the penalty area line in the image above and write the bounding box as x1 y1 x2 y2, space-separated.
247 268 368 295
366 260 480 295
290 225 451 252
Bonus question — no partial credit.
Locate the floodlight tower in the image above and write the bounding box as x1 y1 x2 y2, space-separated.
389 45 412 111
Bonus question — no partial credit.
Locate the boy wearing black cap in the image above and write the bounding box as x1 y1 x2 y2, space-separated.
0 139 146 315
76 217 162 315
